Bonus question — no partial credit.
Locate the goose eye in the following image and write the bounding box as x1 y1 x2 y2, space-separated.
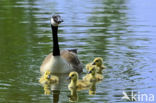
71 74 74 77
54 17 57 21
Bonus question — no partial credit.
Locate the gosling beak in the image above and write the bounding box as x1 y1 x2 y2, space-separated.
88 71 92 74
67 77 71 81
92 62 96 65
47 75 51 79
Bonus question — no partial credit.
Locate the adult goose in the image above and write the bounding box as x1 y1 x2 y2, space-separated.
40 15 83 74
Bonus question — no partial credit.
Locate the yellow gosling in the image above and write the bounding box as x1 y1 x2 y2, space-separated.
68 72 91 90
39 70 59 85
83 66 103 82
86 57 106 74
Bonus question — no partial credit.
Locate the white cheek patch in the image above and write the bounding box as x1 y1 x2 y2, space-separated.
51 18 58 26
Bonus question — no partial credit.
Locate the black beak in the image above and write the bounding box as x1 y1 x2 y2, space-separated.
47 75 51 79
88 71 92 74
92 62 96 65
67 77 71 81
57 18 64 24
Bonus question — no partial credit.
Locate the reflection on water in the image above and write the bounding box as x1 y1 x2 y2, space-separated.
89 81 97 95
39 71 100 103
68 88 78 102
0 0 156 102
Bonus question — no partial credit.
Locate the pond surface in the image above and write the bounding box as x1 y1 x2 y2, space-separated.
0 0 156 103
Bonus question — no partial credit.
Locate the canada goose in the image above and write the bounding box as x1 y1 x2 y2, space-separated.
86 57 106 74
40 15 83 74
39 70 59 85
83 66 103 82
68 72 90 90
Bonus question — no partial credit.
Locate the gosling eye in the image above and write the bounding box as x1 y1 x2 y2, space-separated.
71 74 74 77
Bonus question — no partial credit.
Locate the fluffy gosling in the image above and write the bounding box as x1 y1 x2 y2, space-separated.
39 70 59 85
86 57 106 74
83 66 103 82
68 72 90 90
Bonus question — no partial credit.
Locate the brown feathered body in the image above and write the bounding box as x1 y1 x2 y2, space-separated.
40 49 83 74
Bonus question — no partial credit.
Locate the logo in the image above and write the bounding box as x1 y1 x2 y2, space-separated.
121 91 155 102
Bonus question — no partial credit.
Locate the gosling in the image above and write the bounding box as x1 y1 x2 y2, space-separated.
86 57 106 74
68 72 90 90
39 70 59 85
83 66 103 82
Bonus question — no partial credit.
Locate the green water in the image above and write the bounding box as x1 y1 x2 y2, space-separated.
0 0 156 103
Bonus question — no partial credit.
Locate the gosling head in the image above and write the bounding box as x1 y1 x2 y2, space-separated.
44 70 51 79
88 66 96 75
68 72 78 81
51 14 64 26
92 57 103 67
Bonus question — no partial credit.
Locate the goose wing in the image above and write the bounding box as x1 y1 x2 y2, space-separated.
61 50 83 73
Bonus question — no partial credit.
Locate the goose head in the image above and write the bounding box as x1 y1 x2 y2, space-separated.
51 14 64 26
68 72 78 81
92 57 103 67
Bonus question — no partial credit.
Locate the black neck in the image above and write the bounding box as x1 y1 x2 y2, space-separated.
51 25 60 56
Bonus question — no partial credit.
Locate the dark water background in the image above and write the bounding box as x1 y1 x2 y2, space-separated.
0 0 156 102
